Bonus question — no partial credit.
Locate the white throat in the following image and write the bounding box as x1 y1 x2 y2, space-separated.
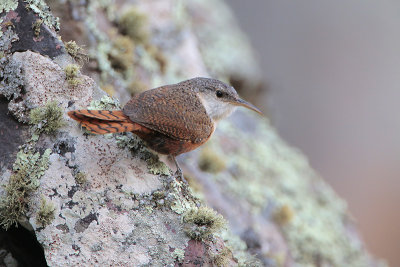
198 93 237 122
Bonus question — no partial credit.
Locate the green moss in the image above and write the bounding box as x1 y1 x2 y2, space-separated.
29 100 65 134
64 64 81 86
118 8 149 44
75 171 87 185
64 40 80 56
0 148 52 230
36 197 55 227
64 40 88 63
198 147 226 173
64 64 79 76
213 247 231 267
32 19 42 37
108 35 134 73
183 206 226 241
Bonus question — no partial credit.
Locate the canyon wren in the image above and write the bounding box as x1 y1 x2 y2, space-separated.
68 77 262 173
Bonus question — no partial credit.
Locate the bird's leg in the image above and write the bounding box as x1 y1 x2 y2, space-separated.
173 156 182 177
170 156 187 184
170 156 192 199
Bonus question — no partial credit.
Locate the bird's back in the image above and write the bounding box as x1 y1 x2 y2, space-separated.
123 84 214 144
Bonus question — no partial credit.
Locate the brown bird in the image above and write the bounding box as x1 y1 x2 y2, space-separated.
68 77 262 175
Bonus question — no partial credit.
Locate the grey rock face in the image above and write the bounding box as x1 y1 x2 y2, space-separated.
0 0 384 266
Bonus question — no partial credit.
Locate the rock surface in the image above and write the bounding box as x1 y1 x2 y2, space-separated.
0 0 385 266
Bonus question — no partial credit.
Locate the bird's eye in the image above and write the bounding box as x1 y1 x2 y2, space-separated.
216 90 223 98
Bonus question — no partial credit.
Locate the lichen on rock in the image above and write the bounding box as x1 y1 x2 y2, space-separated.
0 27 19 52
172 248 185 263
0 0 383 265
115 133 170 176
0 0 18 14
192 113 381 266
25 0 60 31
88 94 121 110
0 148 52 230
0 56 23 100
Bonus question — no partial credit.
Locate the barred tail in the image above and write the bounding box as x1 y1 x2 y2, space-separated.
67 109 138 134
68 109 128 121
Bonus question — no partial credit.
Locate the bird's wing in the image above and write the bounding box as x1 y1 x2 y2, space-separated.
123 85 214 143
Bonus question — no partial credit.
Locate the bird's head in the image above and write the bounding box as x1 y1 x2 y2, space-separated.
186 77 263 122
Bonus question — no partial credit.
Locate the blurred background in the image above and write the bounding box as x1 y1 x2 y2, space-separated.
228 1 400 266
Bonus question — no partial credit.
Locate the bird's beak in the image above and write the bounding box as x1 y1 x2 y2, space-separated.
234 98 263 115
